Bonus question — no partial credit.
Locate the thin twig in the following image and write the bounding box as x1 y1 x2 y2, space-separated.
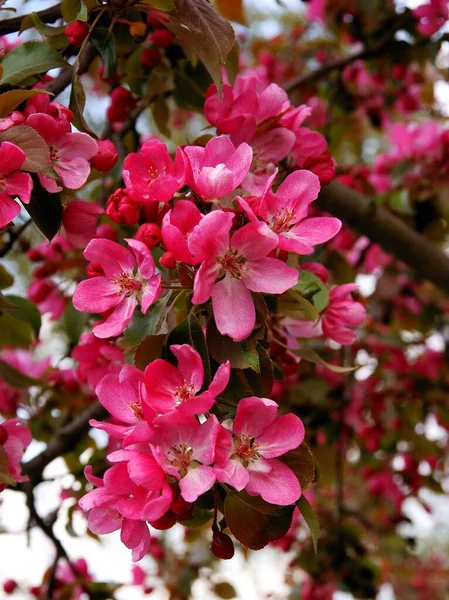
0 219 32 258
0 3 62 35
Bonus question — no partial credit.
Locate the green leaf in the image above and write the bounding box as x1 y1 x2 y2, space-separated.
69 72 95 136
0 293 16 309
0 446 16 487
168 0 235 87
297 495 320 553
287 288 320 321
151 95 170 138
207 316 260 371
0 358 43 388
62 0 81 22
0 89 52 119
90 25 117 79
179 506 213 527
0 41 68 87
0 313 35 347
20 12 67 36
0 265 13 290
224 490 295 550
124 292 172 346
5 295 41 336
167 313 211 386
25 174 63 241
61 299 87 345
296 270 329 312
281 443 315 491
0 124 52 174
173 59 212 111
292 347 358 374
134 334 166 370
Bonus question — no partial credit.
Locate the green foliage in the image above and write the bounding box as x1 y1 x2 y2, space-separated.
0 42 68 86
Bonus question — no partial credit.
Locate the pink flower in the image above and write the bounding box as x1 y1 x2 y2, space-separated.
123 138 186 203
79 464 171 561
143 344 230 415
204 81 258 139
150 414 220 502
27 279 66 320
62 200 103 249
91 365 154 444
291 128 328 168
214 397 304 505
0 141 32 228
414 0 449 36
26 113 98 192
71 333 123 389
322 284 366 345
73 238 162 338
161 200 203 265
188 210 298 341
184 136 252 200
238 170 341 254
0 419 32 491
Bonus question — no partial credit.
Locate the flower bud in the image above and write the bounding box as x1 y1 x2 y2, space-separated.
3 580 18 594
106 189 140 225
65 20 90 46
160 251 176 270
135 223 161 249
90 140 118 172
149 29 174 48
141 48 162 69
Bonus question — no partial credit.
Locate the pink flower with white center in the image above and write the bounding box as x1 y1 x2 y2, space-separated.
161 200 203 265
0 141 32 228
184 136 253 201
91 365 154 445
26 113 98 192
123 138 186 203
62 200 103 249
150 414 220 502
188 210 298 341
143 344 230 416
79 464 171 561
214 397 304 505
322 284 366 345
73 238 162 338
238 170 341 254
0 419 32 492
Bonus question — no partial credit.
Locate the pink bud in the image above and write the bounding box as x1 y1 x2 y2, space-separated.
65 20 89 46
91 140 118 172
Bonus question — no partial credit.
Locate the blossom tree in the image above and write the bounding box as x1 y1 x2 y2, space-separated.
1 0 449 598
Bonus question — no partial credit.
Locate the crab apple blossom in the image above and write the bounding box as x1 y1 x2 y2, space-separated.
73 238 161 338
123 138 186 203
62 200 103 249
149 414 220 502
188 210 298 341
26 113 98 192
0 419 32 492
71 333 123 390
184 136 253 200
214 397 304 505
0 141 32 228
238 169 341 254
322 284 366 345
143 344 230 415
161 200 203 265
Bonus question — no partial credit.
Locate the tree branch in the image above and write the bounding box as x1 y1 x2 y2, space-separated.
0 219 32 258
22 401 106 486
0 3 62 35
45 43 98 97
317 181 449 295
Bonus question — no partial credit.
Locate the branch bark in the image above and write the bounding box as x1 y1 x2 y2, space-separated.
22 401 106 486
45 43 97 97
0 3 62 35
317 180 449 295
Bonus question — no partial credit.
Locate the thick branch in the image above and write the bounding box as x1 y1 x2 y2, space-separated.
0 3 62 35
23 401 106 486
317 181 449 295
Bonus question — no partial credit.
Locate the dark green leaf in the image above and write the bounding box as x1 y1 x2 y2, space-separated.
292 347 358 373
0 314 34 347
25 174 62 241
0 265 13 290
90 25 117 79
62 0 81 22
0 358 43 388
5 295 41 336
297 495 320 553
0 41 68 86
134 334 166 370
0 89 52 119
173 60 212 111
0 446 15 487
207 316 260 371
151 95 170 138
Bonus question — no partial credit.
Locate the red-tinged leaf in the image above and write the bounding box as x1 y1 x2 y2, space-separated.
281 443 315 491
0 89 52 118
0 124 52 174
134 334 166 370
224 490 295 550
215 0 246 25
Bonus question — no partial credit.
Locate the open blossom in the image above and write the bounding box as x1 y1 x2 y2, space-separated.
143 344 230 415
184 136 252 200
91 365 154 444
62 200 103 249
161 200 203 265
71 333 123 390
322 284 366 345
123 138 186 203
0 141 32 228
26 113 98 192
414 0 449 36
73 238 162 338
27 279 66 320
214 397 304 505
79 464 171 561
0 419 32 492
238 169 341 254
188 210 298 341
150 414 220 502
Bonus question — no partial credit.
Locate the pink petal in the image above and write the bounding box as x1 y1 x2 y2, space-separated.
244 258 298 294
171 344 204 391
144 359 183 412
282 217 341 254
127 453 165 491
276 169 321 220
178 390 215 415
0 194 20 227
214 459 250 491
233 396 278 438
179 465 216 502
58 132 98 161
208 361 231 396
92 296 137 338
188 210 233 262
83 238 135 279
252 128 295 163
225 142 253 187
88 508 121 534
257 414 305 458
4 172 32 204
230 222 278 259
192 258 221 305
0 141 26 173
203 136 235 165
141 274 161 314
73 277 121 314
211 277 255 341
246 458 301 505
55 156 91 189
95 373 137 423
191 415 220 464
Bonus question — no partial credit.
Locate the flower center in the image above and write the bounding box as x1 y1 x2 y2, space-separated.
50 146 60 162
270 208 296 234
169 443 193 476
233 434 260 465
112 272 142 296
129 400 144 420
147 164 159 180
175 381 195 405
217 248 248 279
